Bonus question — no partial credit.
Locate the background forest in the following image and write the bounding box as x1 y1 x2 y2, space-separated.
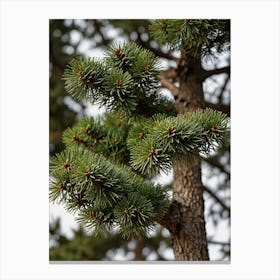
49 19 230 261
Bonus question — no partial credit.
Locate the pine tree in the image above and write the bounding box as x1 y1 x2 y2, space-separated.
49 19 230 261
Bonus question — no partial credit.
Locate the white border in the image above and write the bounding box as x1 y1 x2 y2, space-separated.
0 0 279 279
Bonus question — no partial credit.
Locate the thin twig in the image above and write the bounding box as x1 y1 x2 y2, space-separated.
208 239 230 246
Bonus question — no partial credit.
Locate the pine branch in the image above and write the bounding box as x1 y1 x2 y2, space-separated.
159 75 179 97
62 115 132 164
201 66 230 81
137 37 180 62
150 19 230 58
161 67 178 79
158 68 179 97
218 75 230 103
128 108 229 176
51 21 231 244
50 148 169 238
63 42 174 116
207 239 230 246
50 108 229 238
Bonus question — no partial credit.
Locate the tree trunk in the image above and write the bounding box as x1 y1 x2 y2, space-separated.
170 53 209 260
133 238 145 260
172 158 209 260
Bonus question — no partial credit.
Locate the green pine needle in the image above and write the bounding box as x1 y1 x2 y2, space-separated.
149 19 230 57
51 23 230 239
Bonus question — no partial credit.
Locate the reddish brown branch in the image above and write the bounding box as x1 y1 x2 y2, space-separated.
158 68 179 97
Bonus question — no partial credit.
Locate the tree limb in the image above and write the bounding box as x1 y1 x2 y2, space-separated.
208 240 230 246
201 66 230 81
159 75 179 97
137 38 179 62
158 68 179 97
218 75 230 103
161 67 178 79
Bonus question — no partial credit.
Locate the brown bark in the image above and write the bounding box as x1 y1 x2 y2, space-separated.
166 54 209 260
201 66 230 81
172 158 209 260
133 238 145 260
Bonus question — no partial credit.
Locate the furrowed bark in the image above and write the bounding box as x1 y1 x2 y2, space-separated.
166 53 209 260
172 158 209 260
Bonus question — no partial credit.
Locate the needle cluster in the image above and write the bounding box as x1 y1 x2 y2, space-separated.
50 35 229 238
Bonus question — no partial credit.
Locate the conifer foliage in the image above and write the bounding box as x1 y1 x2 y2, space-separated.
50 20 229 242
150 19 230 57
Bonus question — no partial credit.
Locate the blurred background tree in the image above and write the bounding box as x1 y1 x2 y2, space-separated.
49 19 230 261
